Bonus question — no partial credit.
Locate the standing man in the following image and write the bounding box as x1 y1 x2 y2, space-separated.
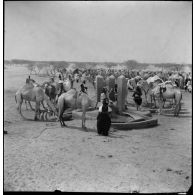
132 86 142 111
80 80 88 95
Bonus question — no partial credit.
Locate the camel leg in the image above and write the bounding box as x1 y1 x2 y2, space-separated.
150 94 156 108
34 102 40 121
162 99 166 108
59 117 63 126
82 112 84 128
144 92 148 104
60 117 67 127
28 101 35 111
174 93 182 117
58 99 67 127
150 95 153 107
178 103 181 116
155 97 158 108
152 96 157 108
58 108 67 127
41 101 47 110
16 95 25 119
82 109 87 130
25 101 28 110
62 118 67 127
174 102 181 117
158 99 163 115
174 104 177 116
18 101 25 119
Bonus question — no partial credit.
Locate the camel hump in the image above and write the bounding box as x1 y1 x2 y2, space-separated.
58 89 77 101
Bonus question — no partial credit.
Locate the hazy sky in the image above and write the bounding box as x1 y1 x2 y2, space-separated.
4 1 192 63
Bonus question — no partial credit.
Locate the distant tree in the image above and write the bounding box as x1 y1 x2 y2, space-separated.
35 63 49 75
11 59 33 65
123 60 139 69
27 63 36 74
51 62 69 79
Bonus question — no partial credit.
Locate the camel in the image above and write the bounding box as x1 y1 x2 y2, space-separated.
127 78 136 91
42 79 72 105
15 82 58 120
23 79 53 111
137 78 163 106
57 88 95 129
63 79 72 91
127 76 141 91
45 84 56 103
153 84 182 116
169 74 184 88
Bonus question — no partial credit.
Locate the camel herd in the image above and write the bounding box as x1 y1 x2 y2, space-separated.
127 75 183 116
14 69 191 129
15 77 95 129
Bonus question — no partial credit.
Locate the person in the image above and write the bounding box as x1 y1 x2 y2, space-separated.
109 87 116 102
132 85 142 111
49 77 54 83
97 98 111 136
185 77 190 91
68 74 74 88
82 80 86 85
75 73 79 83
114 84 118 101
59 74 62 81
58 80 64 94
26 75 31 84
80 82 88 95
99 87 112 112
79 80 88 94
186 79 192 92
56 75 65 102
100 87 109 104
175 79 179 88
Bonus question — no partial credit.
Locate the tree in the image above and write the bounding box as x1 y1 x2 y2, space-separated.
35 63 46 74
27 63 36 74
51 62 69 79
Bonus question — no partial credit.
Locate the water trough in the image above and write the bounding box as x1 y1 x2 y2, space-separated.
72 106 158 130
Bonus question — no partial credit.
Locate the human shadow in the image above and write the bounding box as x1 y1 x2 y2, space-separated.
67 125 127 139
66 125 96 133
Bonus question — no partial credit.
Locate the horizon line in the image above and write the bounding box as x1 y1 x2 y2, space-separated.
4 58 192 65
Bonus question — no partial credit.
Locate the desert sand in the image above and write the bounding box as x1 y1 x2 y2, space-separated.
4 66 192 192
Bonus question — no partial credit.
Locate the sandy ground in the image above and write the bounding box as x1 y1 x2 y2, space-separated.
4 66 192 192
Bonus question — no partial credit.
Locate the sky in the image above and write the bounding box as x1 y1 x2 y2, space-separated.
4 1 192 64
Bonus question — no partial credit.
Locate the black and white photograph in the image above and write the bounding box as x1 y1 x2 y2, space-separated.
4 1 192 193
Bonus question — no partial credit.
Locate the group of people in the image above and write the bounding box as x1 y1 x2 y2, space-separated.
96 84 143 136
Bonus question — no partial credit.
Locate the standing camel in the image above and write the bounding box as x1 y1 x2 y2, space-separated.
15 82 58 120
137 78 163 106
153 84 182 116
57 88 94 129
